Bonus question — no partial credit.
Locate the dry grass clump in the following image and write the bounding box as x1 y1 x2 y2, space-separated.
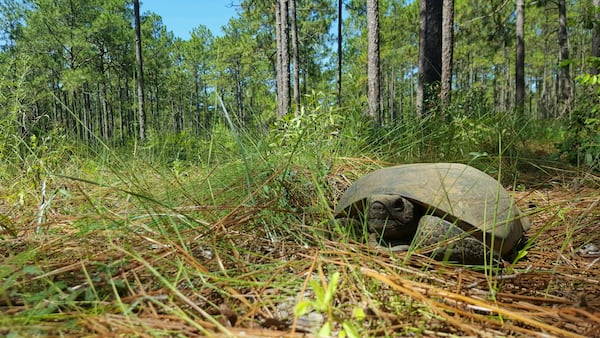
0 159 599 337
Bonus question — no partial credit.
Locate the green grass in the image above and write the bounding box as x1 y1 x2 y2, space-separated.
1 103 599 337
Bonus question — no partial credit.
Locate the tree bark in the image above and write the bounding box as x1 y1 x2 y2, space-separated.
275 2 282 117
277 0 290 117
289 0 300 116
337 0 343 107
117 77 125 144
515 0 525 114
417 0 442 117
133 0 146 142
593 0 600 75
440 0 454 110
557 0 571 114
366 0 380 123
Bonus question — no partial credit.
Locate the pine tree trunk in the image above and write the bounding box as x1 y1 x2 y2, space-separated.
289 0 300 116
194 69 201 134
118 77 125 145
417 0 442 117
367 0 380 123
275 2 282 117
557 0 571 114
515 0 525 114
390 66 396 121
337 0 343 107
278 0 290 117
235 63 245 125
100 81 109 141
133 0 146 142
204 83 211 132
593 0 600 75
440 0 454 110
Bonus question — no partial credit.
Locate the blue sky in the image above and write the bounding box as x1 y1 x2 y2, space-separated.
141 1 240 39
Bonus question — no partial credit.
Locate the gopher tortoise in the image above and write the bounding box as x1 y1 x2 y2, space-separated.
334 163 530 264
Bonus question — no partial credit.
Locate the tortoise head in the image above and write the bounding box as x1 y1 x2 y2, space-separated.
366 194 419 240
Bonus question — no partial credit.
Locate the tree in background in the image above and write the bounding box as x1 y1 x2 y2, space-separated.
185 26 214 135
557 0 572 114
594 0 600 75
515 0 525 114
215 17 253 125
367 0 380 124
289 0 300 116
440 0 454 109
1 0 597 159
134 0 146 142
336 0 343 106
417 0 442 117
275 0 290 118
367 0 380 122
0 0 25 51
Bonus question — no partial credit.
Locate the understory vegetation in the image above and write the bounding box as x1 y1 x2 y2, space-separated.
1 88 599 336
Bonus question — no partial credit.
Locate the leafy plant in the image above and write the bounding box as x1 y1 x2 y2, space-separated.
555 74 600 170
295 271 365 338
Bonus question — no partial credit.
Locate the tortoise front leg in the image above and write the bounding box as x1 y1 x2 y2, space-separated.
415 215 495 265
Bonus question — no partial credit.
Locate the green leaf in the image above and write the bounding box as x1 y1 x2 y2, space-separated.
295 301 313 317
342 321 361 338
514 250 528 262
576 74 590 83
576 74 600 86
323 272 340 308
317 321 332 337
558 59 573 68
469 151 488 160
352 307 366 320
309 279 326 310
23 265 43 275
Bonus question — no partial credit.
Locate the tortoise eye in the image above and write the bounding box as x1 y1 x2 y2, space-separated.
392 198 404 210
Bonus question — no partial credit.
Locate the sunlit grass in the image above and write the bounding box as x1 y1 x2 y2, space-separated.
1 101 599 336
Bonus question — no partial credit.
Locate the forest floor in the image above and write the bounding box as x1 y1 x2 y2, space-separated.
0 158 599 337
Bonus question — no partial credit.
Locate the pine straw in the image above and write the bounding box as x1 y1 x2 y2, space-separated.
1 161 599 337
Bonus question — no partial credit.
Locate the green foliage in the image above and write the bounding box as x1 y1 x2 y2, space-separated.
145 129 210 164
440 111 527 161
555 74 600 170
296 271 365 337
0 53 75 200
269 96 341 152
578 73 600 88
0 53 36 163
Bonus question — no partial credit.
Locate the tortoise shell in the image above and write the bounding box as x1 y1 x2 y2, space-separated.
334 163 530 256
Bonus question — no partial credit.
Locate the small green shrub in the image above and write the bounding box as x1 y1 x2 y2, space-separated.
555 74 600 170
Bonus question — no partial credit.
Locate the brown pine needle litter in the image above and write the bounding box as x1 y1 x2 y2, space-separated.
1 159 599 337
